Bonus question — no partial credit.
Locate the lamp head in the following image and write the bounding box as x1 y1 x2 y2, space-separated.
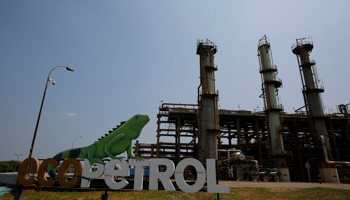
48 78 56 85
66 67 74 72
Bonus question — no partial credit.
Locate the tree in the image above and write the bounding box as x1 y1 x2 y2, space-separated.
0 160 22 172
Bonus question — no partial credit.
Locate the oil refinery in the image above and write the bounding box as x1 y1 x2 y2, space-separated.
134 36 350 184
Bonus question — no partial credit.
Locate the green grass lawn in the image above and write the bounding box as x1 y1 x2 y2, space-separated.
1 187 350 200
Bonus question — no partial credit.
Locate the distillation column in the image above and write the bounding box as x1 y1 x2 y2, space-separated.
258 35 290 181
196 39 219 161
292 37 339 183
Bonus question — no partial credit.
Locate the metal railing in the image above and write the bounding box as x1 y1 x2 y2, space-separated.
302 84 324 92
199 89 219 96
197 38 217 50
259 64 278 73
263 104 284 111
258 35 270 48
160 103 198 110
264 76 282 85
291 36 313 50
205 64 218 71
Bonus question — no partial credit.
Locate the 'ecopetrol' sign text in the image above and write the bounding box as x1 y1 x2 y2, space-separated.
18 158 229 193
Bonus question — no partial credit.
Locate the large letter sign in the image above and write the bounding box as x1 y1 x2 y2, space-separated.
81 160 104 188
206 159 229 193
17 158 229 193
104 159 130 190
149 159 176 191
37 158 59 186
57 158 82 188
17 157 39 186
128 159 150 190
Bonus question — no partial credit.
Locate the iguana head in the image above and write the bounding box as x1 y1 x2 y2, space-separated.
124 114 150 140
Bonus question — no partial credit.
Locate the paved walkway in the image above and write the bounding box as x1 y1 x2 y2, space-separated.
219 181 350 190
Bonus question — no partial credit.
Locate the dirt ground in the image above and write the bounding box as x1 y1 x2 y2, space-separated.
219 181 350 190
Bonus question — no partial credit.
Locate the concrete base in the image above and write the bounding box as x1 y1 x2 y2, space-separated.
0 172 18 185
280 168 290 182
319 168 340 183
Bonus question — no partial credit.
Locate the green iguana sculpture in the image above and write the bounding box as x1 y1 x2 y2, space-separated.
48 114 150 179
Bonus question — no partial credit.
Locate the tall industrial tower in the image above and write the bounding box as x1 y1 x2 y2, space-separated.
258 35 290 181
292 37 339 183
196 39 219 161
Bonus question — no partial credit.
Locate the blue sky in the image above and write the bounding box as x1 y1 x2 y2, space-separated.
1 1 349 161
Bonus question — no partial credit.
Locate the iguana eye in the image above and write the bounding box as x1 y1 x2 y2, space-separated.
135 116 139 119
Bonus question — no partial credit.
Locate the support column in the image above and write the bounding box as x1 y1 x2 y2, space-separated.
236 119 241 150
329 122 340 161
176 117 181 159
293 118 306 182
156 114 161 158
254 119 262 162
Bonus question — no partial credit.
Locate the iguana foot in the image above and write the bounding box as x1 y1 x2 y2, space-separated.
113 156 125 161
89 158 105 165
129 156 144 161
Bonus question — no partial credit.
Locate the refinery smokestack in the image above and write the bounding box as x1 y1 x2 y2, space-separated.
292 37 339 183
258 35 290 181
196 39 219 160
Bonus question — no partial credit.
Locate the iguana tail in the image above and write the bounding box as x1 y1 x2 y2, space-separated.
47 148 83 179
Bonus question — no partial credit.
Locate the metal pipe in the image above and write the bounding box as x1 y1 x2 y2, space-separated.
188 85 202 146
269 171 282 176
72 136 82 149
217 149 242 152
320 135 350 165
259 171 270 176
161 103 198 109
14 154 22 172
251 160 259 182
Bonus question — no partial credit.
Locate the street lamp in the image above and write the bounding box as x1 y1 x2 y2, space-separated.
14 154 22 172
29 66 74 158
72 136 82 149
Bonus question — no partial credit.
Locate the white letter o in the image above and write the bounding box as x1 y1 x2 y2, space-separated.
174 158 206 193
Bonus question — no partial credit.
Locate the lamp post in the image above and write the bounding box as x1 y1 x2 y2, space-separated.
29 66 74 158
14 154 22 172
72 136 82 149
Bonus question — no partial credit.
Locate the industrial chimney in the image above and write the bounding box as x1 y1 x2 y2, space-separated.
258 35 290 181
196 39 220 161
292 37 339 183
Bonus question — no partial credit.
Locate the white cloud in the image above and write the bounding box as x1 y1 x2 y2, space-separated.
61 111 77 117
